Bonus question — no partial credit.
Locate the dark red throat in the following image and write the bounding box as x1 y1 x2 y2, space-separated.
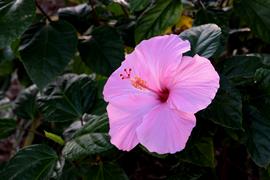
158 88 170 103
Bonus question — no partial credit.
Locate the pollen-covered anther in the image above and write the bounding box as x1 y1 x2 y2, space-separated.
119 68 132 80
131 76 148 90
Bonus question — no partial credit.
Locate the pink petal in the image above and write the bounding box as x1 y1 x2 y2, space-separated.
136 104 196 154
168 55 219 113
135 35 190 88
103 61 141 102
103 35 190 102
108 94 159 151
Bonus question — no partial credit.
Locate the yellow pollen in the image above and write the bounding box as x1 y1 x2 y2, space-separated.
131 76 148 90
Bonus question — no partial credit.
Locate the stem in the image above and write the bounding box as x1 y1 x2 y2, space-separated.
220 146 228 180
35 0 53 23
120 4 129 18
198 0 206 9
11 119 25 155
219 0 227 8
23 116 42 147
89 0 100 25
19 126 45 139
80 117 84 126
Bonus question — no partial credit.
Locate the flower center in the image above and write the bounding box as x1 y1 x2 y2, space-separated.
119 68 170 103
158 88 170 103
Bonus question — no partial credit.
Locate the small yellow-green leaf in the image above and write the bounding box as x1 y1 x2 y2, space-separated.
44 131 65 145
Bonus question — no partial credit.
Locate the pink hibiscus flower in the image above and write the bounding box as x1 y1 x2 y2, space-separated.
103 35 220 154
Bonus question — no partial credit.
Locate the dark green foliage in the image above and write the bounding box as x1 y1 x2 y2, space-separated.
0 118 16 139
62 113 113 160
84 162 129 180
59 160 128 180
0 144 58 179
78 26 125 76
58 3 93 34
19 21 78 89
200 77 243 129
179 24 221 58
178 136 215 168
0 0 270 179
245 106 270 167
221 55 263 86
0 0 36 48
129 0 150 12
0 46 15 64
38 74 97 122
234 0 270 43
168 162 208 180
135 0 183 43
14 85 38 120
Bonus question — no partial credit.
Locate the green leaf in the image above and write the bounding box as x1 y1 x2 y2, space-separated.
194 9 230 31
98 0 112 5
63 113 109 140
63 132 111 159
179 24 221 58
0 0 35 48
193 10 230 58
178 136 215 168
0 46 15 63
255 68 270 92
0 118 16 139
62 113 112 160
0 46 14 77
258 54 270 67
44 130 65 145
38 74 97 122
168 162 207 180
86 162 128 180
129 0 150 12
260 167 270 180
19 21 78 89
58 160 79 180
168 173 203 180
0 57 13 76
69 55 92 74
73 114 109 137
14 85 38 120
253 68 270 114
78 26 124 76
0 144 58 180
221 55 263 86
58 3 93 34
135 0 182 43
59 161 128 180
91 77 108 115
0 97 12 116
200 77 243 129
107 2 125 17
245 106 270 167
234 0 270 43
